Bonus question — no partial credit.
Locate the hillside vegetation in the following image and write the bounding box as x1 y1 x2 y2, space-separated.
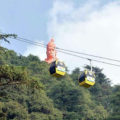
0 46 119 120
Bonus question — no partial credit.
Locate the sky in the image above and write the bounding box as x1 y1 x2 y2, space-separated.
0 0 120 85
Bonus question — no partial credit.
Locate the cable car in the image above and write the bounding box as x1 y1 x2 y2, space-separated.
49 60 66 77
79 70 95 88
79 59 95 88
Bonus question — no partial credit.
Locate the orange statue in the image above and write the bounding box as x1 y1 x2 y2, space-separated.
45 38 57 64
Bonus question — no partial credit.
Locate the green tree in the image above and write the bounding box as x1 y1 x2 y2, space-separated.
0 33 17 43
107 85 120 120
0 101 29 120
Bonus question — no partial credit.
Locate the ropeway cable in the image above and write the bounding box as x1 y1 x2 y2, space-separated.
10 37 120 68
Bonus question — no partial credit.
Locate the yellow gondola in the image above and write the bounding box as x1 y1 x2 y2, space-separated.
49 60 66 77
79 70 95 88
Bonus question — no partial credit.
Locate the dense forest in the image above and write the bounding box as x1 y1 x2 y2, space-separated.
0 46 120 120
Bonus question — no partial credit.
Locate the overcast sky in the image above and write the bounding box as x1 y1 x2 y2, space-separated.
0 0 120 85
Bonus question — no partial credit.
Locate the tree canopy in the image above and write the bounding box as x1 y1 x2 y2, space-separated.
0 46 119 120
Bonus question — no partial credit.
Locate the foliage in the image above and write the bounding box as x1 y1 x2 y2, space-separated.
0 101 29 120
0 47 119 120
0 65 28 84
107 85 120 120
0 33 17 43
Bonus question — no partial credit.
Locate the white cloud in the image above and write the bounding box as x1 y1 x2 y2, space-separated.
47 0 120 85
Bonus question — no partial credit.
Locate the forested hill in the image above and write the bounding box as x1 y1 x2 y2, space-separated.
0 46 120 120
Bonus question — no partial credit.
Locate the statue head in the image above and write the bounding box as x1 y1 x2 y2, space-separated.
45 38 57 63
